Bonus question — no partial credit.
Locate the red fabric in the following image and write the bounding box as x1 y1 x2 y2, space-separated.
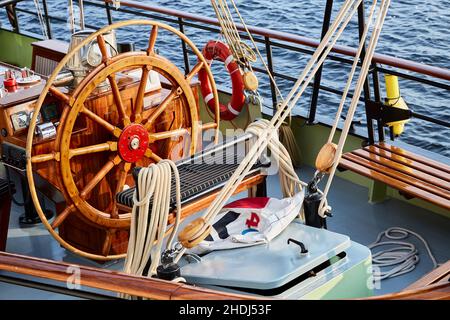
224 197 270 210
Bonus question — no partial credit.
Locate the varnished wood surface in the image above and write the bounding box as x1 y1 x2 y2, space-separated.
0 62 46 108
0 251 256 300
359 282 450 300
23 20 220 261
0 249 447 300
406 260 450 290
378 142 450 174
365 145 450 183
340 143 450 210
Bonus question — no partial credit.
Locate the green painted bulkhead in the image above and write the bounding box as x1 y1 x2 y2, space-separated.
199 89 449 218
0 29 37 68
1 30 447 218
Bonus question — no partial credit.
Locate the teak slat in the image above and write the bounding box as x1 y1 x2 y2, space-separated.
377 143 450 173
0 252 254 300
406 260 450 290
353 149 450 191
339 158 450 210
365 145 450 183
342 153 450 201
359 282 450 300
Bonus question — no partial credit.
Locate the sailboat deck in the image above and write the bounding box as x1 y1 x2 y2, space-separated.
0 165 449 299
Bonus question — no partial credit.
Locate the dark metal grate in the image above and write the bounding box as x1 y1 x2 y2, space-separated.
116 136 269 211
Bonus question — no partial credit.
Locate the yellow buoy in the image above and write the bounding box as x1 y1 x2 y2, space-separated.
385 74 409 136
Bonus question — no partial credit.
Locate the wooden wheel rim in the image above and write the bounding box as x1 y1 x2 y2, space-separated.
60 54 199 229
26 20 220 260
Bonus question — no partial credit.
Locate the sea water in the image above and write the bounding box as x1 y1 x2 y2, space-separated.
1 0 448 156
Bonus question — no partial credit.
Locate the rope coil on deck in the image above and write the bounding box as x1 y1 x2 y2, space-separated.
369 227 441 281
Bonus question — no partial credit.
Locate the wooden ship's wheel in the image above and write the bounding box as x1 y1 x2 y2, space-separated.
26 20 220 260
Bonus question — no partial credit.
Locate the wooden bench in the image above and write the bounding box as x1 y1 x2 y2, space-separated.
339 142 450 210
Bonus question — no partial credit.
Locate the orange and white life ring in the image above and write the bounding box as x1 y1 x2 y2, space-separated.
198 40 245 121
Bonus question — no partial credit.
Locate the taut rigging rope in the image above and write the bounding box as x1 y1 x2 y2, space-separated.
33 0 49 39
317 0 391 217
178 0 392 249
211 0 256 71
213 0 302 166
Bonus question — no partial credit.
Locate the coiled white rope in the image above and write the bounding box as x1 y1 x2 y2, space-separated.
122 160 182 299
369 227 441 282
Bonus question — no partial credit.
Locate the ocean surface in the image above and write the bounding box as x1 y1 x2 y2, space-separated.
2 0 449 156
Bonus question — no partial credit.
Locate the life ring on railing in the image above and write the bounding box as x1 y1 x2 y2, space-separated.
198 40 245 121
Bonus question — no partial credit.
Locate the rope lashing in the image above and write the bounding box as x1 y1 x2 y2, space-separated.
317 0 391 218
226 0 302 165
178 0 391 248
179 119 319 249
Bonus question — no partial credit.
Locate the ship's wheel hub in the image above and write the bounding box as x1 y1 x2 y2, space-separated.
118 123 149 162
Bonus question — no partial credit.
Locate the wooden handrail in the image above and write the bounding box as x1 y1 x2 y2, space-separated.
358 282 450 300
2 251 449 300
406 260 450 290
0 252 257 300
104 0 450 82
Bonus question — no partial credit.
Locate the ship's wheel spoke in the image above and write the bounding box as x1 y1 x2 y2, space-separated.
80 155 122 199
51 204 75 229
97 34 110 64
111 162 131 218
202 122 218 131
146 25 159 55
186 61 204 82
31 152 60 164
102 229 116 256
69 141 117 159
144 89 178 130
149 127 189 142
134 66 150 123
81 106 122 138
49 86 71 105
108 74 131 127
144 148 162 162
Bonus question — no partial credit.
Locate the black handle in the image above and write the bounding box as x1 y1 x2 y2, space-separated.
287 238 308 254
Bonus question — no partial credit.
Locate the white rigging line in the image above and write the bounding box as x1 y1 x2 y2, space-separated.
178 0 391 249
317 0 390 217
227 0 284 101
79 0 85 30
68 0 75 34
33 0 49 39
122 160 183 297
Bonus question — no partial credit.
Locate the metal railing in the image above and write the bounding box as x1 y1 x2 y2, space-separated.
3 0 450 145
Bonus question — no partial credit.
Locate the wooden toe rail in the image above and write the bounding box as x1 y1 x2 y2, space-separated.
339 142 450 210
0 252 255 300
